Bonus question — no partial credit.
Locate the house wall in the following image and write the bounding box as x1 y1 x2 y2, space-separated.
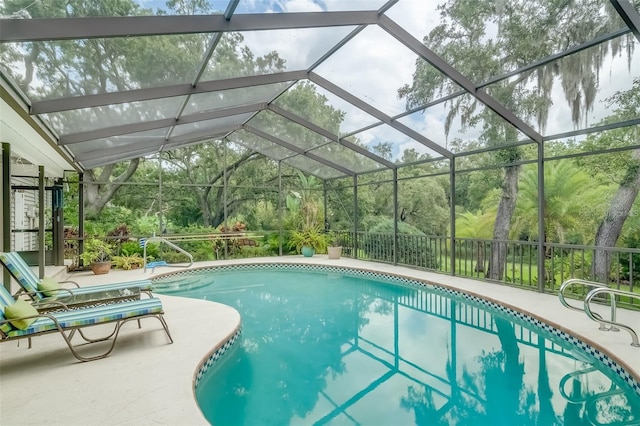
10 176 50 252
0 157 3 249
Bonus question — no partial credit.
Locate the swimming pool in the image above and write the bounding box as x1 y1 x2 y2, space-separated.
154 264 640 425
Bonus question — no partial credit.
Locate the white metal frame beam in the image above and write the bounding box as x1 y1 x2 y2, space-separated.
610 0 640 41
30 71 306 114
309 72 452 159
60 103 267 145
244 124 355 176
0 11 380 42
268 104 397 169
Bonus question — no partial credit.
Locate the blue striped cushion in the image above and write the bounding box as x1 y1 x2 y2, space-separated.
0 311 10 333
0 284 16 333
6 298 164 337
0 309 12 334
0 252 40 296
0 284 15 307
0 252 152 302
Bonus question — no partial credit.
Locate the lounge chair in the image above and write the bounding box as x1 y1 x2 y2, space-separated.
0 252 154 304
0 282 172 361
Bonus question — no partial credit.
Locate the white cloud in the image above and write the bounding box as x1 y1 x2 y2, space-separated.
241 25 354 70
384 0 444 43
313 25 418 116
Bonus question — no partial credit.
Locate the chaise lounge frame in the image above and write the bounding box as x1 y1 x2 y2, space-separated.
0 284 173 362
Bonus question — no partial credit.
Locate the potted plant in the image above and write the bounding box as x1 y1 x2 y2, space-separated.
288 226 327 257
112 253 144 270
79 239 114 275
326 231 343 260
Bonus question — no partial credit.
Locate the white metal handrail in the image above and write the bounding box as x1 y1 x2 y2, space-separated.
585 287 639 347
142 236 194 273
558 278 614 331
147 232 264 242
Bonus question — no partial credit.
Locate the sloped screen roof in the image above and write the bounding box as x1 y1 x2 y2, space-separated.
1 0 638 179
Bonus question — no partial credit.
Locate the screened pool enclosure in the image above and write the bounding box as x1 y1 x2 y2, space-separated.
0 0 639 303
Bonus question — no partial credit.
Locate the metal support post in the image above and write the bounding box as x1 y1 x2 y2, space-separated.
78 172 84 266
38 166 45 278
158 153 163 234
2 143 11 290
53 178 64 265
223 139 228 258
537 143 545 292
353 175 358 259
323 180 329 232
393 168 398 265
450 157 456 276
278 161 283 256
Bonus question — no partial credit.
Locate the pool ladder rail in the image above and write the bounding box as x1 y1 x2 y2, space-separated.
559 368 636 426
141 236 194 273
559 278 639 347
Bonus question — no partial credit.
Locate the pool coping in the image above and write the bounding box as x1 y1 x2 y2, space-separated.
153 258 640 399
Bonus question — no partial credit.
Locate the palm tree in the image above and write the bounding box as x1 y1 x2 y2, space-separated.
288 170 323 230
456 210 495 272
513 160 607 246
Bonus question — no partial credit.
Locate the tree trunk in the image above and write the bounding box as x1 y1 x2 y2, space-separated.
84 159 140 218
592 150 640 283
492 318 524 423
475 240 485 272
197 190 212 227
487 165 520 280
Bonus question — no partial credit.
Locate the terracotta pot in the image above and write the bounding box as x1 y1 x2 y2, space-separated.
91 261 112 275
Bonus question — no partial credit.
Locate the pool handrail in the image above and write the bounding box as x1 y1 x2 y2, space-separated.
142 237 194 273
585 387 638 426
558 278 613 331
584 287 640 347
558 366 616 403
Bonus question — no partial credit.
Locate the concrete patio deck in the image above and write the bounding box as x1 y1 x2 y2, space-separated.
1 257 638 425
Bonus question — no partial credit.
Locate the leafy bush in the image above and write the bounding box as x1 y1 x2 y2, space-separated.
108 224 132 243
229 246 273 259
120 241 143 256
288 226 327 254
131 215 162 235
263 233 283 255
161 251 192 263
84 206 136 235
112 253 143 270
79 239 114 264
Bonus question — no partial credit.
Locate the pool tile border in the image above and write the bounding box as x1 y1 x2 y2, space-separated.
193 327 242 389
158 263 640 396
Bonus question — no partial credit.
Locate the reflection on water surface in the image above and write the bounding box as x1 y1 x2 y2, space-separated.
157 268 640 425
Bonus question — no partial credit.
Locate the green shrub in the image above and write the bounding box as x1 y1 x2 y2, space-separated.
228 246 273 259
112 253 143 270
120 241 143 256
288 226 327 254
79 239 114 264
263 233 283 255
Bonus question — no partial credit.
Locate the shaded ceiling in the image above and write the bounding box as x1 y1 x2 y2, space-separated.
0 0 639 180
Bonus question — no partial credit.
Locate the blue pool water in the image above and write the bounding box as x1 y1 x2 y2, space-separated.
155 266 640 425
